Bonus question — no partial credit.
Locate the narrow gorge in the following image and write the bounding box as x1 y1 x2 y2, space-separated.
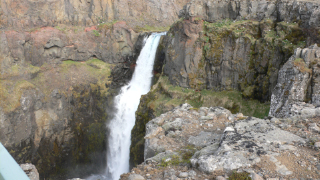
0 0 320 180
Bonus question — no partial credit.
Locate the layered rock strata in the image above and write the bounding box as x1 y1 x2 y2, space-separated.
0 0 188 29
179 0 320 28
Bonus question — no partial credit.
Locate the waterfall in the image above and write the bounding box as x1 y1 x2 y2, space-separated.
105 32 165 180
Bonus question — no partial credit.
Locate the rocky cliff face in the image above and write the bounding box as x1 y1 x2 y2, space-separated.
179 0 320 28
0 0 189 30
161 0 320 102
0 21 147 179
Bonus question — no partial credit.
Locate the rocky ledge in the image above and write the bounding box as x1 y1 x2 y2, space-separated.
122 103 320 180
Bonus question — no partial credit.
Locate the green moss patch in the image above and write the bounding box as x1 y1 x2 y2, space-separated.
0 80 36 112
0 58 113 113
149 76 269 118
229 171 252 180
294 58 312 74
134 25 170 32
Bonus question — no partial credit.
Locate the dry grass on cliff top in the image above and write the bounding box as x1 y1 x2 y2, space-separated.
0 59 113 113
294 58 312 73
134 25 170 32
32 59 113 99
149 76 270 118
0 80 36 112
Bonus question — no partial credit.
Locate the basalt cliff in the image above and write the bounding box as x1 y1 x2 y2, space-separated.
1 0 320 180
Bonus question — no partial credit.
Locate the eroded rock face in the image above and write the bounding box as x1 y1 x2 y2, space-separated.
0 0 189 29
179 0 320 28
269 45 320 118
162 18 304 101
0 22 140 68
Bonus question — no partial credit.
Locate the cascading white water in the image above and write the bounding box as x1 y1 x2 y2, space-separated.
105 32 165 180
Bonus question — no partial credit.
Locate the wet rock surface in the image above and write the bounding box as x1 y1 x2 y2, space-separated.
122 103 320 180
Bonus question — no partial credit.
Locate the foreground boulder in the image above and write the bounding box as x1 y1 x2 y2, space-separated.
123 104 320 179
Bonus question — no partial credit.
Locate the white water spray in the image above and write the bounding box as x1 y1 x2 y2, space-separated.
105 32 165 180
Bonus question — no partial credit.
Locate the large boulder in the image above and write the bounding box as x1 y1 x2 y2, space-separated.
269 45 320 118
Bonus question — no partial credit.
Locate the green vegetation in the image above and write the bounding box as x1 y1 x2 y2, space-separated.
55 25 68 33
159 155 181 167
0 58 113 113
53 25 84 34
159 146 197 167
0 80 36 112
294 58 312 74
92 30 100 37
228 171 252 180
97 20 118 31
148 76 270 118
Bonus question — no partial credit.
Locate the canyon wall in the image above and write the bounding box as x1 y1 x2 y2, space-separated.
0 22 146 179
0 0 189 30
163 0 320 101
179 0 320 28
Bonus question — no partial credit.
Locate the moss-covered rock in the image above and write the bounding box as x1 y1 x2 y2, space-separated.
162 18 308 102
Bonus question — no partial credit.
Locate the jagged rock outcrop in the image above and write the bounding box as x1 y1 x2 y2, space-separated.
179 0 320 28
0 0 188 29
269 44 320 118
124 104 320 180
